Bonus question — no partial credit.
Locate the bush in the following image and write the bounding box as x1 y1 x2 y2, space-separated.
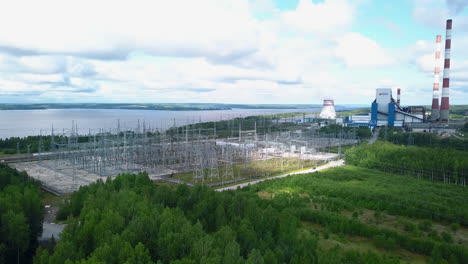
419 220 433 232
403 221 417 233
441 232 453 243
450 223 460 232
2 149 16 154
373 234 397 250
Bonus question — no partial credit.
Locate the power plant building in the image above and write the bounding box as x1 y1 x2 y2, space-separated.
371 88 423 127
344 19 453 128
345 88 424 128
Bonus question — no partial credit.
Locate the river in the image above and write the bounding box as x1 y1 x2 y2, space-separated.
0 108 321 138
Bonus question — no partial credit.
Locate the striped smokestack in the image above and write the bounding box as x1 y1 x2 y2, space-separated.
439 19 452 121
397 88 401 105
430 35 442 121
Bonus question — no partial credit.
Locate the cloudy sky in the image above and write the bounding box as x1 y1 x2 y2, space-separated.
0 0 467 105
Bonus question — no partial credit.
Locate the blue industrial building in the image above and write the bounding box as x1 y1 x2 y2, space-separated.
345 88 424 128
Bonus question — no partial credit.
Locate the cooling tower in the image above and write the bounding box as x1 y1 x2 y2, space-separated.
319 99 336 119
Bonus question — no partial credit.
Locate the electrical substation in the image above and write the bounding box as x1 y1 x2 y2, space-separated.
9 120 358 194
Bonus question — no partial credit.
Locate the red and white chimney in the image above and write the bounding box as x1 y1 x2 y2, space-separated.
397 88 401 105
431 35 442 121
440 19 452 121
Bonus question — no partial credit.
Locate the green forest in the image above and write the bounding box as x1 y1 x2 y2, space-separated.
246 166 468 264
0 164 44 264
378 127 468 152
37 173 320 264
33 166 468 264
345 142 468 181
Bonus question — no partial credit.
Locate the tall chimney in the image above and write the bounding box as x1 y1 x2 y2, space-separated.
397 88 401 105
431 35 442 121
440 19 452 122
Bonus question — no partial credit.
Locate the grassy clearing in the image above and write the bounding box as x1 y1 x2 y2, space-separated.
153 180 180 188
173 158 324 184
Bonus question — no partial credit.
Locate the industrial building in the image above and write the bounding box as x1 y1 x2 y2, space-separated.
344 19 454 128
345 88 424 128
370 88 424 127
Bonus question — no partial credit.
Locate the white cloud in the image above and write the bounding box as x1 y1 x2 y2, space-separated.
334 32 394 67
0 0 259 62
281 0 354 34
0 53 66 74
2 0 456 105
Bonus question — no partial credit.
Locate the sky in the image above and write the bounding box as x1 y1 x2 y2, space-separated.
0 0 467 105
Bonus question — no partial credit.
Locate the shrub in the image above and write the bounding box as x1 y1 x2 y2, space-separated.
419 220 433 232
450 223 460 233
441 232 453 243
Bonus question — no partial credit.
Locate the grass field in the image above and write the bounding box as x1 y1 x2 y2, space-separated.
173 158 324 184
243 165 468 263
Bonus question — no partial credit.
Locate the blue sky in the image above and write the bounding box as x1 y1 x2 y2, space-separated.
0 0 467 105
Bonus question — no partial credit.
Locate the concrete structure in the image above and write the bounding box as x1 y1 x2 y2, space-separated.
431 35 442 121
335 117 343 125
440 19 452 121
319 99 336 119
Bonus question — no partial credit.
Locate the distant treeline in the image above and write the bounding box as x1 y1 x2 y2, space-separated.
379 126 468 152
167 115 310 138
335 108 370 117
345 141 468 178
0 103 230 111
0 135 90 155
0 164 44 264
449 105 468 116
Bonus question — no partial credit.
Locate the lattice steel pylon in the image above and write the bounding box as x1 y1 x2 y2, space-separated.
207 151 219 180
222 145 234 180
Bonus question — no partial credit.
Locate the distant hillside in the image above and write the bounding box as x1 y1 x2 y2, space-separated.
0 103 229 111
0 103 325 111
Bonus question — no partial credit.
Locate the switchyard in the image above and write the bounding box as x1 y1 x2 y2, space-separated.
9 120 358 194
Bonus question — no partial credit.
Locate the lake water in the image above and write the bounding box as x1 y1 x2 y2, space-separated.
0 108 321 139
